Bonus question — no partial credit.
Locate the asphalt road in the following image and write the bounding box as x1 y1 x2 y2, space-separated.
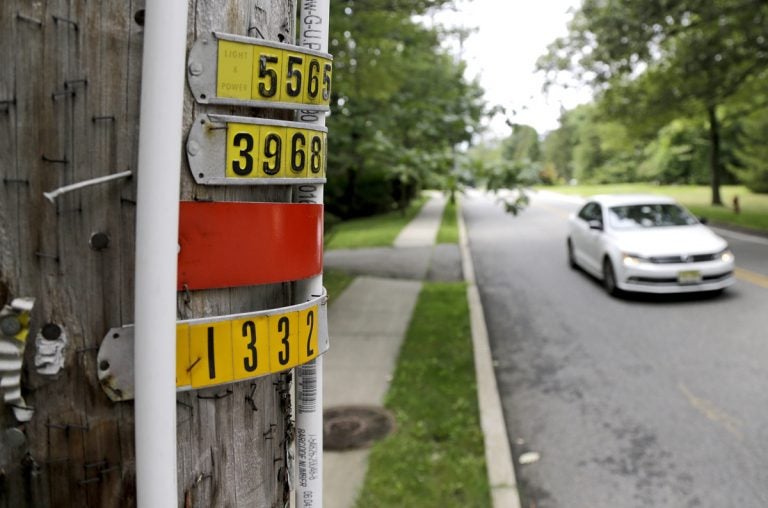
462 189 768 508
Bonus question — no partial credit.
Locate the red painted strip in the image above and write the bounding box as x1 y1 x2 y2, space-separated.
178 201 323 290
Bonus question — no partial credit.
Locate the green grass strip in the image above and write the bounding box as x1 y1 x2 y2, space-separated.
436 197 459 244
322 268 355 304
325 195 428 250
355 282 491 508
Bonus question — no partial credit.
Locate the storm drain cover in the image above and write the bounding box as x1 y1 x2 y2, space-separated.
323 405 396 451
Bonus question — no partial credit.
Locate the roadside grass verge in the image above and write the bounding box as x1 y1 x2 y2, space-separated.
325 195 428 250
436 197 459 244
544 184 768 233
355 282 491 508
322 269 355 304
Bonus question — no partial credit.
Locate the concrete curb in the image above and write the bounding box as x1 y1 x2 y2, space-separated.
457 195 521 508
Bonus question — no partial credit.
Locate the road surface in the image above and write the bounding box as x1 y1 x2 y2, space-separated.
462 189 768 508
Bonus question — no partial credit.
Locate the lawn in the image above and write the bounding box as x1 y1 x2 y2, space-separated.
325 195 429 250
322 269 355 304
355 282 491 508
544 184 768 233
436 197 459 244
326 194 490 506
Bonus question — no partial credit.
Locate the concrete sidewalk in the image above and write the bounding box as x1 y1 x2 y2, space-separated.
322 193 519 507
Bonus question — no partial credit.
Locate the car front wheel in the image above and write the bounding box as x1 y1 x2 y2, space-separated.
603 258 620 297
567 239 577 269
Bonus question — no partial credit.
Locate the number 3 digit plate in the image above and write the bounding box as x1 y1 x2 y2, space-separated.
97 291 330 400
188 114 327 185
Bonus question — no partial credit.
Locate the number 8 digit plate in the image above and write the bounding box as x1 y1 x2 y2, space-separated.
187 114 327 185
96 290 330 401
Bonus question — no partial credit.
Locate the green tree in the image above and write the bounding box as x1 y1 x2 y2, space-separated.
541 111 579 183
538 0 768 204
326 1 485 218
730 109 768 192
502 124 541 162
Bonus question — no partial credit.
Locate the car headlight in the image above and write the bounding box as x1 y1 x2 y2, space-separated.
622 253 647 267
719 248 734 263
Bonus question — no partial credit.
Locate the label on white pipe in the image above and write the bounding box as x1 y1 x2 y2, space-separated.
296 0 330 506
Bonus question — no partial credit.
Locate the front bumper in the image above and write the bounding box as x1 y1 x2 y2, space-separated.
616 260 736 294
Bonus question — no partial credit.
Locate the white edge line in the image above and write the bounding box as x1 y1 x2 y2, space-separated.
457 195 521 508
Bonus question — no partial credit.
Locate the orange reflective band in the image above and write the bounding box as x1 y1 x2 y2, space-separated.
178 201 323 290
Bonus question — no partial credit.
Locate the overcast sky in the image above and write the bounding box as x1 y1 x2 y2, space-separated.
429 0 591 139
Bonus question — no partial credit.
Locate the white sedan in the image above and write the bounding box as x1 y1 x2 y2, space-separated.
566 194 735 296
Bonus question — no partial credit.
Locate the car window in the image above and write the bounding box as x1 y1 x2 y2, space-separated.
607 204 698 229
578 202 602 222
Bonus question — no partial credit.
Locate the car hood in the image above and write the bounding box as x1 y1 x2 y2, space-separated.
610 225 727 256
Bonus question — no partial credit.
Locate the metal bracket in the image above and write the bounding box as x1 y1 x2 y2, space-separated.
97 291 330 402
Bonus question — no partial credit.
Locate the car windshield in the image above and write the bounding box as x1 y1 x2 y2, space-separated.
607 203 698 230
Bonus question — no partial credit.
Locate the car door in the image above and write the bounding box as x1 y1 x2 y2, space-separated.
571 202 604 275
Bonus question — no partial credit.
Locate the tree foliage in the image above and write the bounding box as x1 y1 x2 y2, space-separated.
537 0 768 202
326 0 486 218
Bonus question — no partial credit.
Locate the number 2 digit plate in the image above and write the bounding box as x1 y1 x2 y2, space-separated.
97 291 330 400
188 114 327 185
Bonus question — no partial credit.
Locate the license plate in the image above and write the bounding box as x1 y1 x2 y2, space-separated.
678 270 702 284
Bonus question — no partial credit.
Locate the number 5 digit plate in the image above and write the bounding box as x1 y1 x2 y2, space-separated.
96 290 330 401
187 114 327 185
187 32 332 111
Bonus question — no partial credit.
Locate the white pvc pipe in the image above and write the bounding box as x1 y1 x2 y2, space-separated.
295 1 330 506
133 1 188 506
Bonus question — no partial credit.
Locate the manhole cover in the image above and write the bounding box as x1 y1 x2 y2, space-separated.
323 405 396 451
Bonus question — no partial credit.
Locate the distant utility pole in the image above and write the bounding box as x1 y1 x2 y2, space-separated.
0 1 326 506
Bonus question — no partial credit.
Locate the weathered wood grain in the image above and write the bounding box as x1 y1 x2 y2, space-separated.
1 1 297 506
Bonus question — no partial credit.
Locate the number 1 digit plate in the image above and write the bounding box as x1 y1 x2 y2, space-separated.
187 114 327 185
97 291 330 400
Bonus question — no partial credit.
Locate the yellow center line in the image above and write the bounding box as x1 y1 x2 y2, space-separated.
735 267 768 289
679 383 743 440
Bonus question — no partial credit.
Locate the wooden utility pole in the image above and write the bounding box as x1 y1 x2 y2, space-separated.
1 1 298 506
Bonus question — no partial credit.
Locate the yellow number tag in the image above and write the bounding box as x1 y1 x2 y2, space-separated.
226 123 260 178
252 46 282 102
304 57 332 106
259 125 288 178
298 306 319 364
269 312 299 371
217 40 253 100
189 322 234 388
307 132 325 177
286 128 309 178
176 324 191 387
281 51 306 103
231 317 270 380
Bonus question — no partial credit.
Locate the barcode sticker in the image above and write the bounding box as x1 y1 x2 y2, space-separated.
297 361 317 413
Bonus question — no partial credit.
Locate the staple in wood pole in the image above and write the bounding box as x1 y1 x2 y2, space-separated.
51 15 78 31
16 13 43 26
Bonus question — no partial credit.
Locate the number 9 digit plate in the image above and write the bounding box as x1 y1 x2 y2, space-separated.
187 114 327 185
96 290 330 400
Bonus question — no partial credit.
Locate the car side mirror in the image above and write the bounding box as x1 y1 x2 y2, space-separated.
588 220 603 231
